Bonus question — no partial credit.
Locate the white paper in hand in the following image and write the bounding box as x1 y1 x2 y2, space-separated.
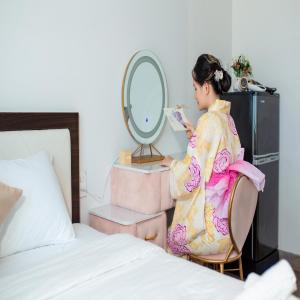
164 107 189 131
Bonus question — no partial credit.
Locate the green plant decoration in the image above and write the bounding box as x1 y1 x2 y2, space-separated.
231 55 252 78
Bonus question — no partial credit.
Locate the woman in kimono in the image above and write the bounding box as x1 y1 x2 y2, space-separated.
161 54 242 256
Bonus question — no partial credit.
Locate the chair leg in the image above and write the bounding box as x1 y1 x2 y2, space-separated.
239 257 244 281
220 263 224 274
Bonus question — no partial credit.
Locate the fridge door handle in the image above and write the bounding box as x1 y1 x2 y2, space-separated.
253 152 280 159
253 154 280 166
252 94 257 155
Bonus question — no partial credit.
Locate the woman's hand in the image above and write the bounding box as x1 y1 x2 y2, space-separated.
184 121 195 140
160 156 174 167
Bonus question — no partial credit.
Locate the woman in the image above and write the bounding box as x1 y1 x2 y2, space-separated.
161 54 242 256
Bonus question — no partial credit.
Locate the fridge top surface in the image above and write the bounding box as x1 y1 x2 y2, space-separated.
224 91 279 97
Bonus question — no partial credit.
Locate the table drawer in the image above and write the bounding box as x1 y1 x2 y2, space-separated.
89 211 166 249
136 212 167 249
111 167 174 214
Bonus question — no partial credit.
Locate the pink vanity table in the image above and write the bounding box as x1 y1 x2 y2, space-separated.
89 50 182 249
89 161 176 249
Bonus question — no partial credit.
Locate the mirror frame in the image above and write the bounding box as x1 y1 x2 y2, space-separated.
122 50 168 145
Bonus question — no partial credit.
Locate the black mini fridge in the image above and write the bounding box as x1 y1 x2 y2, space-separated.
223 91 280 275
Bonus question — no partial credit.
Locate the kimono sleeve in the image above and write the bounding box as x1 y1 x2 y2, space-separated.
169 113 223 200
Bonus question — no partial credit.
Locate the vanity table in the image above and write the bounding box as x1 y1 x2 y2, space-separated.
89 49 177 249
89 161 175 249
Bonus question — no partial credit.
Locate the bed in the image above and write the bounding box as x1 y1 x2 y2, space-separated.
0 113 294 300
0 223 245 299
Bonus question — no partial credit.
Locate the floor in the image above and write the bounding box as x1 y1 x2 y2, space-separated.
198 251 300 297
279 250 300 297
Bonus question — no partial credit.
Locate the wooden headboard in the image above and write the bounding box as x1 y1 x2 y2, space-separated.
0 113 80 223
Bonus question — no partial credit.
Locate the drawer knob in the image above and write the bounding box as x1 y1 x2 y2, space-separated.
145 233 158 241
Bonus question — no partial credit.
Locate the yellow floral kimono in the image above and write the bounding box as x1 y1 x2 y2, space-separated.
168 100 241 256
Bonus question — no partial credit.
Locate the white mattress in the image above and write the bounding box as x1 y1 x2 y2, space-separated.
0 224 244 300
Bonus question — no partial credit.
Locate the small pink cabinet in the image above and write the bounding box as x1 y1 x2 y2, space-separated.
89 162 175 249
111 166 174 214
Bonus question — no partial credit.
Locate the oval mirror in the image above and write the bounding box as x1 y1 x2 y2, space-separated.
122 50 168 146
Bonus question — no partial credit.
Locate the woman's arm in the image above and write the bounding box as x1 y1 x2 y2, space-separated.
184 121 195 140
169 112 223 200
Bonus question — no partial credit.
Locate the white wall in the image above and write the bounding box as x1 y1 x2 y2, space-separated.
232 0 300 254
186 0 232 122
0 0 190 223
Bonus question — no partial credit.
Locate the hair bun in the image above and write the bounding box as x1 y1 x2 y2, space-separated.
219 68 231 93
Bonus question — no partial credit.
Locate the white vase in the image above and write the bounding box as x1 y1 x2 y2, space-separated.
233 76 242 91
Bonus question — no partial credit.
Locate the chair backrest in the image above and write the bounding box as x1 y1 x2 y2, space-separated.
228 176 258 253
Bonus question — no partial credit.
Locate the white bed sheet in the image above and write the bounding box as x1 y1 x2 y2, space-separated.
0 223 106 277
0 224 244 300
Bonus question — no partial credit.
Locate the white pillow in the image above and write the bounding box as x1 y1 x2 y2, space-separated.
0 151 75 257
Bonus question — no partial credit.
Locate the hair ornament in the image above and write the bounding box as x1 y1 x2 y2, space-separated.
214 70 223 82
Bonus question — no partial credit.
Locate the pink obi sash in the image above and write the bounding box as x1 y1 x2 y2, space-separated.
205 160 265 219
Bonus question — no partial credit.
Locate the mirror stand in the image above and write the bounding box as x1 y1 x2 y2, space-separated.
131 144 165 164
